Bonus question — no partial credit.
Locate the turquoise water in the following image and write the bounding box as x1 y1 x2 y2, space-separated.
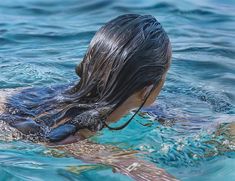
0 0 235 180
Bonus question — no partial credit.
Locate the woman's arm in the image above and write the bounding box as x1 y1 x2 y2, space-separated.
49 139 178 181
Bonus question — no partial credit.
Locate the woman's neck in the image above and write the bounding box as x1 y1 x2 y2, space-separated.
106 94 138 123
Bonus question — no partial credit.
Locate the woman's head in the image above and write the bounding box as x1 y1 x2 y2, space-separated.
72 14 171 112
40 13 174 133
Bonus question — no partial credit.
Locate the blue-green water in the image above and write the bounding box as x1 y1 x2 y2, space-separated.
0 0 235 180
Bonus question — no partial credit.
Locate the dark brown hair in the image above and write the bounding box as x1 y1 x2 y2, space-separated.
64 14 171 129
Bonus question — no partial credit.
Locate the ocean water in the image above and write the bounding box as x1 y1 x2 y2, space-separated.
0 0 235 180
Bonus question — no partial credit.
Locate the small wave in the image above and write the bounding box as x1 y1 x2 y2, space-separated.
3 5 55 16
113 2 231 20
164 78 234 114
0 37 20 46
113 2 176 11
68 0 113 13
4 31 95 43
175 46 235 59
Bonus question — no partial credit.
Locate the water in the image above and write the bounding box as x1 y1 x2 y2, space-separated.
0 0 235 180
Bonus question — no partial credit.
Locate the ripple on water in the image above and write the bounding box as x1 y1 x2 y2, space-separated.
0 0 235 180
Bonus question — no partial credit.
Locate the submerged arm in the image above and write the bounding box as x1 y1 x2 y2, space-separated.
49 139 178 181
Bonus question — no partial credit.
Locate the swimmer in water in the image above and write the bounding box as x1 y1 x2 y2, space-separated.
0 14 177 180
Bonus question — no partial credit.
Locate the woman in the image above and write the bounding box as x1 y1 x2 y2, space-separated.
0 14 176 180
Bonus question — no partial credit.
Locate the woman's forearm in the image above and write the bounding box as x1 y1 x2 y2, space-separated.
51 140 178 181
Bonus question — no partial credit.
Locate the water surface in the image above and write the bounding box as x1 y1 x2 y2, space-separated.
0 0 235 180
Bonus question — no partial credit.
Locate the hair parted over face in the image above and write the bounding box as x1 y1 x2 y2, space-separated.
71 14 171 112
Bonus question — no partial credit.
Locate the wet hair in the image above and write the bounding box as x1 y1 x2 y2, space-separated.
65 14 171 129
3 14 171 142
